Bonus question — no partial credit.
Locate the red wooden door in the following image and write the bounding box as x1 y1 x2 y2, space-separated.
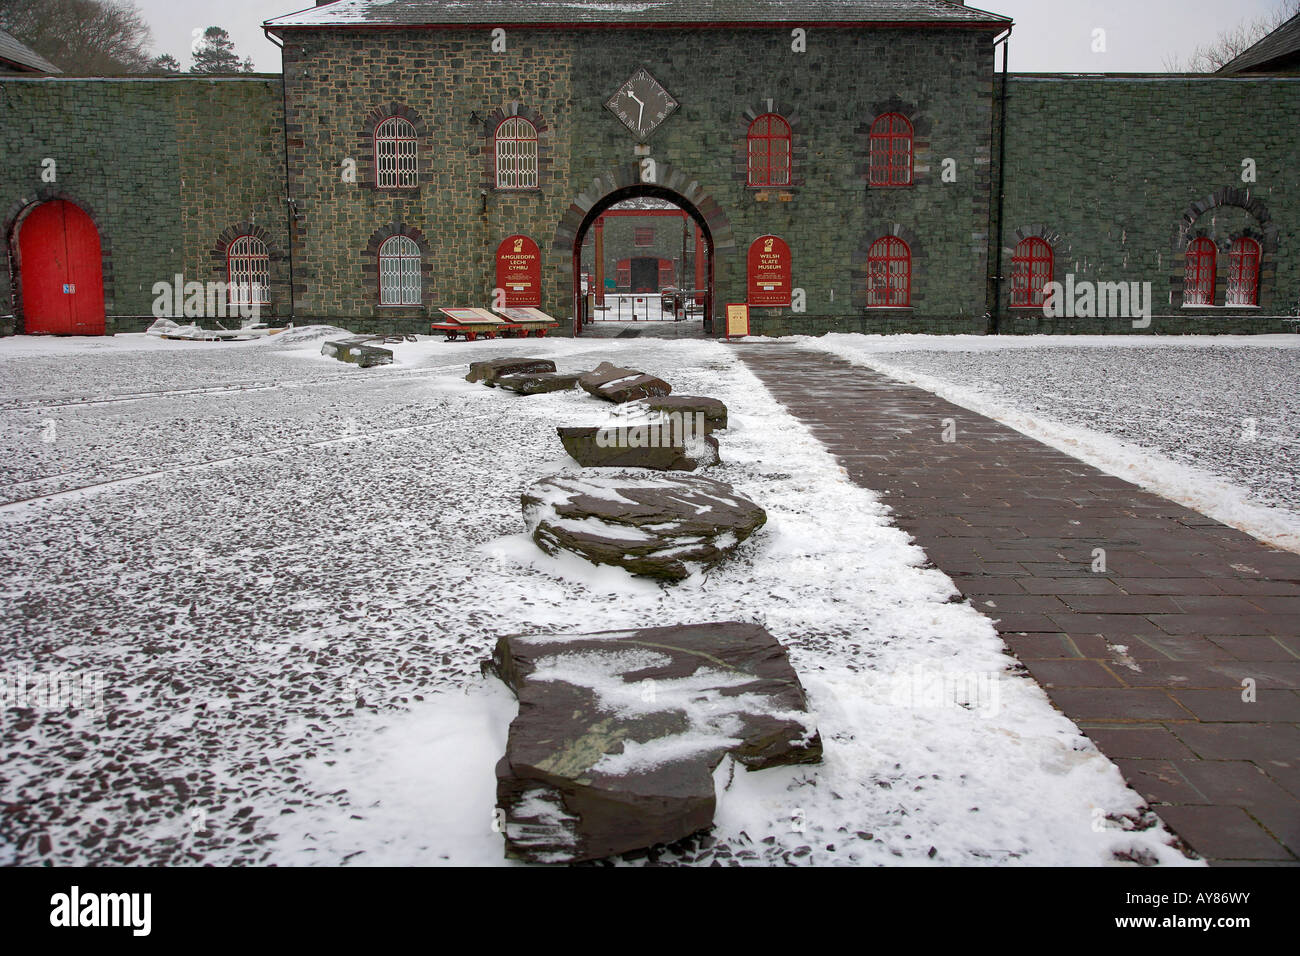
18 200 106 335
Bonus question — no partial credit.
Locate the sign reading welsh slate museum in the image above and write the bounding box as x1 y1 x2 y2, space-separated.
747 235 791 307
495 235 541 307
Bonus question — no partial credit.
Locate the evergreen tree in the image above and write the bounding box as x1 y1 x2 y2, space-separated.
149 53 180 73
191 26 252 74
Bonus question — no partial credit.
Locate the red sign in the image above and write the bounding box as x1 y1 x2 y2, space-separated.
495 235 541 307
747 235 791 307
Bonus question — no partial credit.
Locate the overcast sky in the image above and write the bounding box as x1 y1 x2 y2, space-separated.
134 0 1293 74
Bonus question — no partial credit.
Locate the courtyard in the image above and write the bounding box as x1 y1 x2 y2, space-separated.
2 330 1295 865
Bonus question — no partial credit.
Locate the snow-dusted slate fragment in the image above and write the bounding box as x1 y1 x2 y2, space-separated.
465 357 556 385
578 361 672 403
521 470 765 581
320 337 393 368
485 622 823 863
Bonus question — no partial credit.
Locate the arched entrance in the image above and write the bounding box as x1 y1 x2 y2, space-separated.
554 164 735 336
16 199 106 335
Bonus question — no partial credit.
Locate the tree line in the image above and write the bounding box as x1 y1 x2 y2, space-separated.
0 0 256 74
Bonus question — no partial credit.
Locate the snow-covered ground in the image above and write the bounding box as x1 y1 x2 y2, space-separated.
799 334 1300 554
0 330 1191 866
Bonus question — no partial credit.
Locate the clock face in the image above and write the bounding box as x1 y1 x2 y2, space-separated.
605 67 679 141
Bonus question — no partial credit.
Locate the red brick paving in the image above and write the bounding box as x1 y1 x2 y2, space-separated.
737 345 1299 865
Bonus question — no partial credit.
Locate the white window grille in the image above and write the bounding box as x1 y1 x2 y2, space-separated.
495 117 539 189
227 235 270 306
375 116 419 189
378 235 421 306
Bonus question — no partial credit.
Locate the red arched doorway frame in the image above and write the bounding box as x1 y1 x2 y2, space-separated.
16 199 106 335
571 185 714 336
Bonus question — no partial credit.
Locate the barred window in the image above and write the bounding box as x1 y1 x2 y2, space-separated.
867 236 911 307
747 113 792 187
375 116 418 189
869 113 913 187
1010 238 1053 308
227 235 270 306
378 235 421 306
635 227 655 247
1183 238 1216 306
1226 238 1261 307
495 117 539 189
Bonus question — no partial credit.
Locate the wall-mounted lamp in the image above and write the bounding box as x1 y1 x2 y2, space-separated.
469 110 482 125
480 189 488 215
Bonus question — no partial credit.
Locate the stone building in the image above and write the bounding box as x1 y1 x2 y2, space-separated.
1 0 1297 337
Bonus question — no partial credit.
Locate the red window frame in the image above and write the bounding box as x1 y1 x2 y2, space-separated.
1183 237 1216 306
869 113 913 187
747 113 792 187
1226 237 1261 307
866 236 911 308
615 259 631 288
634 227 655 247
1010 237 1054 308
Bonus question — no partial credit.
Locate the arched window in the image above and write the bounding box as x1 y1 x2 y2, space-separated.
495 117 539 189
869 113 913 187
1183 237 1216 306
867 236 911 307
378 235 421 306
1010 237 1053 308
374 116 419 189
227 235 270 306
1226 238 1261 307
747 113 792 187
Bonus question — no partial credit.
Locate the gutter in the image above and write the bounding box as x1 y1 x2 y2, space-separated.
263 27 297 323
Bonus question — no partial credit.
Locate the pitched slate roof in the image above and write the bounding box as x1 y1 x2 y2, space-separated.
1218 12 1300 74
0 28 61 73
266 0 1010 31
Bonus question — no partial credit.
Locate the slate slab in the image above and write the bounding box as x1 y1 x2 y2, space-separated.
485 621 823 863
496 371 585 395
522 471 765 581
466 357 557 385
556 423 719 471
631 395 728 431
321 337 393 368
578 361 672 403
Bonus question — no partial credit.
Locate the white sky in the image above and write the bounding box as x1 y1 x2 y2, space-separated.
132 0 1293 73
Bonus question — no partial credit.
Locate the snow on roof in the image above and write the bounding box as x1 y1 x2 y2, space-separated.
265 0 1011 31
0 28 61 73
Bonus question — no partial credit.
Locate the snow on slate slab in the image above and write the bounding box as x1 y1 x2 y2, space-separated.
0 332 1193 866
799 333 1300 554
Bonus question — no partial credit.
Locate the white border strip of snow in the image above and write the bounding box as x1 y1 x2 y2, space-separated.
798 337 1300 556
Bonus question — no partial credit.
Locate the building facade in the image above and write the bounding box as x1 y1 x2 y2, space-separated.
1 0 1297 338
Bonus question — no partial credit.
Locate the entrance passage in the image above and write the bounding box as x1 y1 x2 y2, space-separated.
18 200 106 335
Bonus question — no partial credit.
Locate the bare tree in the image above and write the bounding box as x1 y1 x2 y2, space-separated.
1164 0 1300 72
0 0 154 74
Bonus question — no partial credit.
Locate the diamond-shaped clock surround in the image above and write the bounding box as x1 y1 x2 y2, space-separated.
604 66 679 141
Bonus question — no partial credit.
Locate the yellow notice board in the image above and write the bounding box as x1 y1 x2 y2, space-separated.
725 303 750 338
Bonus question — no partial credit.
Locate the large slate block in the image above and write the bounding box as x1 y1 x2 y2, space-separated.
578 361 672 403
556 423 719 471
631 395 728 431
486 622 823 863
522 471 764 581
321 337 393 368
466 357 557 385
496 371 584 395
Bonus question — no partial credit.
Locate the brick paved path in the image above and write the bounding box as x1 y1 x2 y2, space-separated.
738 344 1299 864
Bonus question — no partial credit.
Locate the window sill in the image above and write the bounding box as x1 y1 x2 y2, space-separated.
1181 305 1261 310
865 306 913 311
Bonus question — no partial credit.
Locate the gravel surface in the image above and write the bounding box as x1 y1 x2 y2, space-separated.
0 332 1188 867
865 345 1300 517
